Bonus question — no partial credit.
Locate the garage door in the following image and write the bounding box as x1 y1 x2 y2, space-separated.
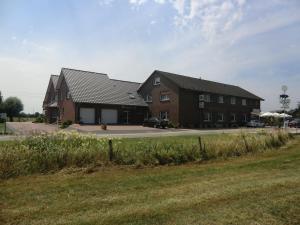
101 109 118 124
80 108 95 124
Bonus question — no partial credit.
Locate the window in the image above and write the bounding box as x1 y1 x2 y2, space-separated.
230 113 236 122
204 94 210 102
218 96 224 103
199 94 204 101
231 97 236 105
145 95 152 103
153 77 160 85
204 112 211 121
242 99 247 106
217 113 224 122
160 94 170 101
199 102 204 109
159 111 168 119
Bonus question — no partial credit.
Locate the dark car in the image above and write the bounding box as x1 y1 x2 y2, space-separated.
143 117 169 128
288 119 300 128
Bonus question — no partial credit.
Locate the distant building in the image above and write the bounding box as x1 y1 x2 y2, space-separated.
43 68 263 127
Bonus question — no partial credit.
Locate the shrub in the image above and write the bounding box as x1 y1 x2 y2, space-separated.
33 115 45 123
0 130 293 179
60 120 73 129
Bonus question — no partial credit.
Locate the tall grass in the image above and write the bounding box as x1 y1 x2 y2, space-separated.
0 131 293 179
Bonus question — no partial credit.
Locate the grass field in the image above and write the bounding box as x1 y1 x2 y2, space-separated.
1 136 299 225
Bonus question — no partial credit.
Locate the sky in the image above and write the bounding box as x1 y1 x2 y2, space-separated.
0 0 299 113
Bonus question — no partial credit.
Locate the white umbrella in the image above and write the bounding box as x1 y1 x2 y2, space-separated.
279 113 292 118
260 112 275 117
272 112 282 118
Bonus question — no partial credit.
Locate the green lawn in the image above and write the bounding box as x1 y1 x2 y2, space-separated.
1 137 300 225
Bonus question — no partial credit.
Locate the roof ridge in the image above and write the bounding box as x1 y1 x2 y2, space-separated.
62 67 107 76
111 78 141 84
156 70 237 88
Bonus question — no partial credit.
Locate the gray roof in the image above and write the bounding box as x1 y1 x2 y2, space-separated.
51 75 59 88
154 70 263 100
61 68 147 106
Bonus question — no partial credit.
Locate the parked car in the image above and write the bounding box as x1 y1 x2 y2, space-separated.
247 120 265 128
143 117 169 128
288 119 300 128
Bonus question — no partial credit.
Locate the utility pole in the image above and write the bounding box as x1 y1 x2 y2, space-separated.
280 85 290 128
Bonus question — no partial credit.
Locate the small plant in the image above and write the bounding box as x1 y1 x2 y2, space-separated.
101 124 107 130
60 120 72 129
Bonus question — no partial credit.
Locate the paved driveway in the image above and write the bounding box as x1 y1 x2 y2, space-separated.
1 122 298 140
70 124 185 134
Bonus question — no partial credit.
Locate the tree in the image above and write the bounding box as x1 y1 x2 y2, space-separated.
3 97 24 121
0 91 3 113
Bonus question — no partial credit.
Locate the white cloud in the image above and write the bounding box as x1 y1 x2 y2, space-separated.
129 0 148 5
98 0 114 6
129 0 247 40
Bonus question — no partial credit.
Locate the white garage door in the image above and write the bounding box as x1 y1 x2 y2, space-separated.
80 108 95 124
101 109 118 124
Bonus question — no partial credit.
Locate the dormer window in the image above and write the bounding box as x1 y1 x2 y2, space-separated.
231 97 236 105
218 96 224 103
242 99 247 106
145 95 152 103
153 77 160 85
66 91 70 100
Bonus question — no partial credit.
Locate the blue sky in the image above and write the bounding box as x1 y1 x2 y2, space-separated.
0 0 299 113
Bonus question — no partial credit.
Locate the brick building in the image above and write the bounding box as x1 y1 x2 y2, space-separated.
43 68 263 127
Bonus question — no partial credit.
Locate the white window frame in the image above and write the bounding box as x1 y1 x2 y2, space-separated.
204 94 210 103
160 94 170 101
217 113 224 122
153 77 161 85
218 96 224 104
204 112 211 122
199 94 204 101
145 95 152 103
230 113 236 122
159 111 168 119
242 99 247 106
199 101 204 109
231 97 236 105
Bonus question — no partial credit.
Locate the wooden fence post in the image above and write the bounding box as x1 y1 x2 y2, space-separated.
242 134 250 152
108 139 113 161
198 136 208 160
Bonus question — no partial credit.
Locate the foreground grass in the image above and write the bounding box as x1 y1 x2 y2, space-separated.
1 137 300 225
